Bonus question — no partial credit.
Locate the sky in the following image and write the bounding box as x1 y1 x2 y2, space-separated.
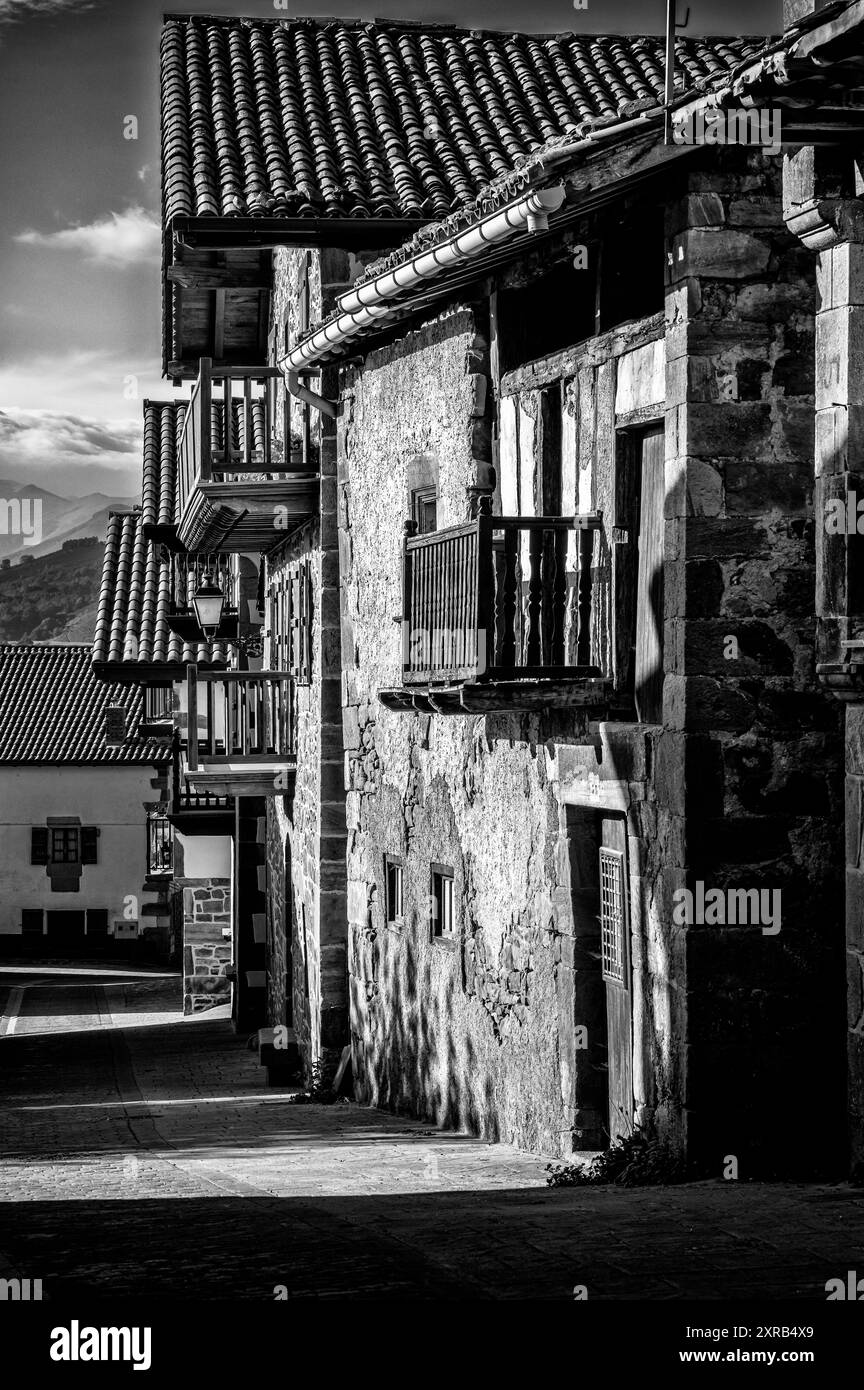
0 0 783 499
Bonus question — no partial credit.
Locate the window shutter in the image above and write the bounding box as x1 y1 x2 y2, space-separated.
31 827 49 865
81 826 99 864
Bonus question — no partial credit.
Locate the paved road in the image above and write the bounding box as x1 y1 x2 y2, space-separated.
0 961 862 1301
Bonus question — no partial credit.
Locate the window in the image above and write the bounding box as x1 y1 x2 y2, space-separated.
412 487 437 535
430 865 455 938
31 825 99 866
385 856 404 926
599 847 627 984
598 202 665 333
144 686 173 723
21 909 43 936
148 814 173 875
51 827 78 863
494 260 597 373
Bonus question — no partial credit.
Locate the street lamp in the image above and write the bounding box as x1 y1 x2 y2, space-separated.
191 569 225 637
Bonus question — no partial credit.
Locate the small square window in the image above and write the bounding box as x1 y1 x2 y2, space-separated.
430 865 455 938
412 487 437 535
385 856 403 926
51 827 79 863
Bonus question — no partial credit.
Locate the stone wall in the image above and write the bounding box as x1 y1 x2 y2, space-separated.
179 878 232 1015
338 306 600 1153
665 150 845 1173
265 246 351 1080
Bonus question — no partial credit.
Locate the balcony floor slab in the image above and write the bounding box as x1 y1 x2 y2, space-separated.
379 677 612 715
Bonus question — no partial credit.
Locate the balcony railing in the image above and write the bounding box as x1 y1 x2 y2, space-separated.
147 814 173 876
183 666 297 797
169 737 234 832
400 512 604 686
176 358 318 553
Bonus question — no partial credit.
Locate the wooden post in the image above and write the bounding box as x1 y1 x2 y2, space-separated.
500 523 519 671
199 358 212 483
475 498 493 680
186 663 199 772
576 522 594 669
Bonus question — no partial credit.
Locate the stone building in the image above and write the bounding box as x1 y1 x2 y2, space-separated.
142 5 864 1172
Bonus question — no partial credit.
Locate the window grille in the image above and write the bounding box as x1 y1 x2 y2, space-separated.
599 846 626 985
148 814 173 875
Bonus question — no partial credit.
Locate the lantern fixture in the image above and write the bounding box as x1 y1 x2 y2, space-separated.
191 568 225 637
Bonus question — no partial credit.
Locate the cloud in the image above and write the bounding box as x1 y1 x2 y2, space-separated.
0 407 140 460
14 207 160 270
0 347 170 418
0 406 147 498
0 0 94 22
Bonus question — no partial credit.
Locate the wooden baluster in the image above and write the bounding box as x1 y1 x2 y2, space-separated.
442 535 451 675
455 533 464 672
525 523 543 669
435 538 445 675
552 525 568 667
577 523 595 669
457 533 465 671
402 519 417 678
469 529 480 670
500 523 518 672
475 504 493 680
432 538 444 675
417 539 428 677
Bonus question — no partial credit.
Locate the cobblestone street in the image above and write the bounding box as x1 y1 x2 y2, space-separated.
1 962 862 1302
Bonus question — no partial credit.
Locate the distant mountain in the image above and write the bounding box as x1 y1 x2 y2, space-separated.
0 480 137 562
49 600 101 644
0 541 106 644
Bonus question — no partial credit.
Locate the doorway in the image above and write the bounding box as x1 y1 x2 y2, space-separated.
599 815 634 1140
567 807 635 1145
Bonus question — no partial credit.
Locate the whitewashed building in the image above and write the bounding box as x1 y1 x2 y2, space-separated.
0 644 172 957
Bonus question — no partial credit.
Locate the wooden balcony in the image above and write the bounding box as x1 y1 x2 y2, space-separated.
168 734 235 833
182 665 296 798
176 358 318 554
379 511 612 715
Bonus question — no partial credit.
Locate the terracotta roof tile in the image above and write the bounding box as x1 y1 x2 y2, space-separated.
93 401 234 675
161 16 767 223
0 645 168 764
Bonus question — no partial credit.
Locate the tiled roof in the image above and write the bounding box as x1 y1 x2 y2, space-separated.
161 15 766 223
94 401 232 675
142 398 270 529
0 645 169 764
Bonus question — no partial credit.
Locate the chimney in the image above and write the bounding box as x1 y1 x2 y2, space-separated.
784 0 829 28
